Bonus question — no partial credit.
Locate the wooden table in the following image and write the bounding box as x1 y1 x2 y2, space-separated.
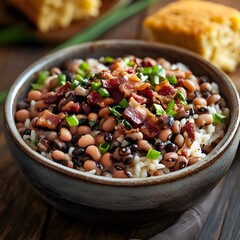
0 0 239 239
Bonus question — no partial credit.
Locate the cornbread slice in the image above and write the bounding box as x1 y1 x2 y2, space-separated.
8 0 101 32
143 1 240 72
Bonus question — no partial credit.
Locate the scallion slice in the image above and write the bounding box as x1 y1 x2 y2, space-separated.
151 65 162 75
99 142 110 154
119 98 129 108
154 104 164 116
57 74 67 86
98 87 110 98
176 91 187 106
146 149 161 160
121 119 132 129
213 113 228 124
79 61 90 72
167 110 177 117
66 115 79 127
150 75 160 86
70 79 80 90
89 119 96 127
109 106 122 118
91 81 101 90
31 70 49 89
104 56 114 63
143 67 152 75
166 99 175 113
167 75 177 85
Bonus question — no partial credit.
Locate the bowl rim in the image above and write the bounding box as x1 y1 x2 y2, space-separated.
4 39 240 186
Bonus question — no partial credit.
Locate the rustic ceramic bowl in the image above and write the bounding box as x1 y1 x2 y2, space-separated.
4 40 240 225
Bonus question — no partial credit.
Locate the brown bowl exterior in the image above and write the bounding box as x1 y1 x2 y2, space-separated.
4 40 240 225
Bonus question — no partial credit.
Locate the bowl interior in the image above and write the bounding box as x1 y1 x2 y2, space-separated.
5 40 240 185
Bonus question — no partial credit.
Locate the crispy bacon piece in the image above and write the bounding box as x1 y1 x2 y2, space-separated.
61 101 80 113
101 76 126 91
123 106 145 125
140 119 161 138
43 81 71 103
35 110 61 130
131 93 147 104
87 91 103 105
182 122 195 144
157 85 175 96
119 81 150 97
112 91 124 104
138 87 154 100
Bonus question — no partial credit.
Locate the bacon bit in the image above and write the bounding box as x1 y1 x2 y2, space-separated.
80 102 91 115
155 80 169 92
182 122 195 143
112 91 124 104
35 110 61 130
166 69 187 78
101 76 126 91
138 87 154 100
123 106 146 125
99 98 114 108
100 70 113 79
181 148 189 158
127 68 135 74
158 113 171 129
158 85 176 96
131 93 147 104
133 82 150 91
140 119 160 138
43 81 71 103
87 91 103 105
61 101 80 113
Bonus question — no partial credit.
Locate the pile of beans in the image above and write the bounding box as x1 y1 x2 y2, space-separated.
15 56 229 178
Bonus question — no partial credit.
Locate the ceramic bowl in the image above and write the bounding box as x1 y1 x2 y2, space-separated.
4 40 240 225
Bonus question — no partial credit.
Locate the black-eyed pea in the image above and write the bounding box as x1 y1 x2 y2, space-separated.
15 109 30 122
59 127 72 142
196 114 213 128
66 160 74 168
99 107 110 117
125 132 143 142
101 116 116 132
112 170 129 178
183 79 196 92
193 97 207 106
52 150 65 161
100 153 113 169
173 156 188 171
88 112 98 122
174 134 185 148
171 120 181 134
78 134 95 148
207 94 221 105
176 87 187 98
69 126 78 136
27 90 42 101
153 169 164 176
138 140 152 152
200 82 212 92
83 160 101 175
188 157 200 166
113 130 122 140
77 126 92 135
162 152 178 168
50 67 61 75
85 145 101 161
158 129 172 142
95 133 105 146
35 100 49 110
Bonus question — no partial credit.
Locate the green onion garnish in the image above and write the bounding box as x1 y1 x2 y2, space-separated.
151 65 162 75
167 75 177 85
150 75 160 86
213 113 228 124
89 119 97 127
104 56 114 63
158 68 166 78
176 91 187 106
79 61 90 72
91 81 101 90
98 87 110 98
109 106 122 118
74 74 84 82
143 67 152 75
167 110 177 117
31 70 49 89
121 119 132 129
99 142 110 154
153 104 164 116
146 149 161 160
137 72 148 81
119 98 129 108
166 99 175 113
70 80 80 90
77 68 86 77
66 115 79 127
57 74 67 86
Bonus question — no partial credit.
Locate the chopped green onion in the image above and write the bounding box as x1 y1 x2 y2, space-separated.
213 113 228 124
151 65 162 75
150 75 160 86
104 56 114 63
166 99 175 113
98 87 110 98
36 70 49 85
79 61 90 72
167 110 177 117
74 74 84 82
121 119 132 129
137 72 148 81
146 149 161 160
167 75 177 85
176 91 187 106
158 68 167 78
123 57 135 67
89 119 97 127
143 67 152 75
119 98 129 108
109 106 122 118
66 115 79 127
99 142 110 154
70 79 80 90
26 138 38 147
57 74 66 86
77 68 86 77
128 61 135 67
31 83 41 90
91 81 101 90
154 104 164 116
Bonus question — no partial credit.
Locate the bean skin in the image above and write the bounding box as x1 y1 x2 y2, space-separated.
171 120 181 134
173 156 188 170
158 129 172 142
125 132 143 142
28 90 42 101
174 134 185 148
100 153 113 169
207 94 221 105
153 169 164 176
52 150 65 160
99 107 110 117
138 140 152 152
196 114 213 128
15 109 30 122
95 133 105 146
188 157 200 165
183 79 196 92
200 82 212 92
193 97 207 106
85 145 101 161
83 160 101 175
101 116 116 132
88 112 98 122
112 170 129 178
78 134 95 148
77 126 92 135
162 152 178 168
59 128 72 142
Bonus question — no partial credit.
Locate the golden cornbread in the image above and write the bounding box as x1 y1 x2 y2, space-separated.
8 0 101 32
143 1 240 72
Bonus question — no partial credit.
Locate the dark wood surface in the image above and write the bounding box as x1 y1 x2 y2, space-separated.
0 0 239 239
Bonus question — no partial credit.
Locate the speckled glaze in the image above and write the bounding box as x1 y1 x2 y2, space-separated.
4 40 240 225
